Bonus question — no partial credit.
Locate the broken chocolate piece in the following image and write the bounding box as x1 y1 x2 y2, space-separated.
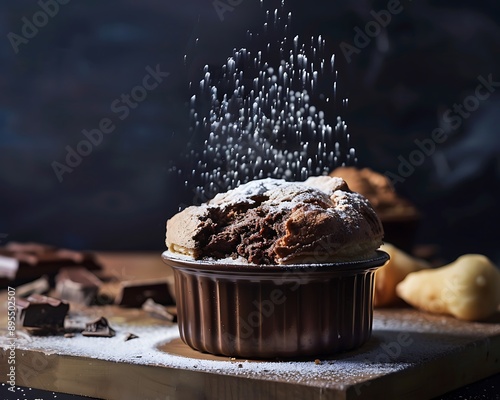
82 317 115 337
124 333 139 341
116 279 175 307
0 242 102 287
142 298 176 322
17 294 69 331
55 267 102 305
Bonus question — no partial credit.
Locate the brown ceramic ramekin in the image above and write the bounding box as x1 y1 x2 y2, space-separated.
162 251 389 359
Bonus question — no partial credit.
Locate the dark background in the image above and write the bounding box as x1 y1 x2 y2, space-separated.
1 0 499 265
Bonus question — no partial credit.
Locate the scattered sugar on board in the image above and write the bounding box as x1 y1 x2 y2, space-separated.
4 324 410 388
4 309 499 390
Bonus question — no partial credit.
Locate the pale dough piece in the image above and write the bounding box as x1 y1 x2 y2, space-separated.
396 254 500 321
374 243 430 307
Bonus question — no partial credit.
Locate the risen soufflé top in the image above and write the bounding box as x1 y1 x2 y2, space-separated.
165 176 384 265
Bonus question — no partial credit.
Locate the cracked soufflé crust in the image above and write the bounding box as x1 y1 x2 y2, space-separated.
166 177 384 264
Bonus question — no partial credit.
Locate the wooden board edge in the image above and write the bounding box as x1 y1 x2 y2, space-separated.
345 333 500 400
0 348 348 400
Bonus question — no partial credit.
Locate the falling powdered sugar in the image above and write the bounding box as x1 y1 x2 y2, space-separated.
176 0 355 203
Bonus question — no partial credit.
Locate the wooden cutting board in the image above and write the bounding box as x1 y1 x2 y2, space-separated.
1 253 500 400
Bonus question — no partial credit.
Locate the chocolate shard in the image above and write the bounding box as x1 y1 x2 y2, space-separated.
82 317 115 338
142 298 176 322
55 267 102 305
17 294 69 331
116 279 175 308
124 332 139 341
0 241 102 287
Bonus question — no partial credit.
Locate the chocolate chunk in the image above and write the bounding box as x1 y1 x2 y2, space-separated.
116 280 175 308
142 298 176 322
55 267 102 305
17 294 69 331
82 317 115 337
124 333 139 341
0 242 102 287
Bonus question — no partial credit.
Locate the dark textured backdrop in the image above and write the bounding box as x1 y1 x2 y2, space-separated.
1 0 499 264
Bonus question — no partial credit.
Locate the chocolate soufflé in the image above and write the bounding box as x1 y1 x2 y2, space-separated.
163 176 388 358
166 177 384 264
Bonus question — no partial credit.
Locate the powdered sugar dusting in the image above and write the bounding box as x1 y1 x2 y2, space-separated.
208 178 334 207
176 2 355 203
4 324 407 388
209 178 283 205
